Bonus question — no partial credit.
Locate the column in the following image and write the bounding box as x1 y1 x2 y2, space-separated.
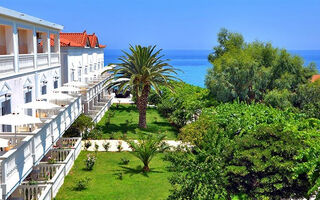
12 22 19 72
33 27 37 69
47 31 51 67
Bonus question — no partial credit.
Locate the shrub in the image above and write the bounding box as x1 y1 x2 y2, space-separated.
84 154 96 170
117 141 123 152
120 157 130 165
94 143 99 152
74 177 91 191
167 102 320 199
84 141 92 151
102 142 110 151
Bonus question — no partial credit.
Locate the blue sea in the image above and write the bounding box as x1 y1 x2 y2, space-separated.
104 49 320 88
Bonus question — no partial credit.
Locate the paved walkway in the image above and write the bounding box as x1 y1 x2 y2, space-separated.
81 139 187 152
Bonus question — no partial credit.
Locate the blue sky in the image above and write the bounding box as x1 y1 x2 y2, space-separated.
1 0 319 50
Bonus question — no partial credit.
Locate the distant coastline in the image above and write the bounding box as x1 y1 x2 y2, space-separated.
104 49 320 87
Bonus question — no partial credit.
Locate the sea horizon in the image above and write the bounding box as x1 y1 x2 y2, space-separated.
104 49 320 87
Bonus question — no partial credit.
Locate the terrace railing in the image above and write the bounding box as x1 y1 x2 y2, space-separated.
50 53 59 65
19 54 34 71
0 55 14 74
37 53 49 68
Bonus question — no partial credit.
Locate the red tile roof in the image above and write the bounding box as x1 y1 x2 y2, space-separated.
311 74 320 82
59 30 106 48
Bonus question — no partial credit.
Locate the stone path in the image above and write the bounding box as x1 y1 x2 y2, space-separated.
81 139 187 152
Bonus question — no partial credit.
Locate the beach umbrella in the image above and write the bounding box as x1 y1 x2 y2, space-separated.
38 93 73 101
64 81 88 88
53 86 81 92
22 100 61 110
0 113 43 138
0 113 42 126
0 138 9 148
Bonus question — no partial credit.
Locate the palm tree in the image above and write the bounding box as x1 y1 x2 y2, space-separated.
103 45 180 128
127 134 168 172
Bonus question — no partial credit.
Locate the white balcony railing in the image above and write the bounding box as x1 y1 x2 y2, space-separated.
50 53 59 65
19 54 34 71
37 53 49 68
0 96 82 200
0 55 14 74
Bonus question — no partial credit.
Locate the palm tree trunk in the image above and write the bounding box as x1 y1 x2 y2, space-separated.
143 164 150 172
137 85 150 129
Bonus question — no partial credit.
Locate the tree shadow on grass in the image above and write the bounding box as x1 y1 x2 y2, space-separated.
113 165 164 178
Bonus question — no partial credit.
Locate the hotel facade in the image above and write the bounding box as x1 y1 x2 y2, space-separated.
0 7 112 200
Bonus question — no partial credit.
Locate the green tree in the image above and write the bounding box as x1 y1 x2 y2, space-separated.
148 81 216 128
103 45 179 128
65 114 94 137
206 29 317 104
294 80 320 118
127 134 168 172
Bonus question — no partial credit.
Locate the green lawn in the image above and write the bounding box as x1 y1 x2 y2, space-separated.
55 152 172 200
96 104 178 139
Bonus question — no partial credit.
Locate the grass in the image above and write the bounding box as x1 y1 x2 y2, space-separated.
95 104 178 139
55 151 172 200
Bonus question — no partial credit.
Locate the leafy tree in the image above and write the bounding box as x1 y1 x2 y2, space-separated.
65 114 94 137
294 80 320 118
168 103 320 199
127 134 168 172
148 81 216 128
103 45 179 128
206 29 317 104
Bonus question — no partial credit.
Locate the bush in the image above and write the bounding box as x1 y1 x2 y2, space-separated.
168 102 320 199
83 128 103 140
94 143 99 152
84 141 92 151
117 141 123 152
120 157 130 165
84 154 96 170
102 142 110 151
74 177 91 191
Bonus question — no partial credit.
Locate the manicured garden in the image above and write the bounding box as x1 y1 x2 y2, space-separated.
55 151 172 200
95 104 178 140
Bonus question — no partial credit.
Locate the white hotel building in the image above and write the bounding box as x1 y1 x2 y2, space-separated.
0 7 113 200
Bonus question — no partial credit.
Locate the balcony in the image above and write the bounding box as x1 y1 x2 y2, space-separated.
18 54 34 71
0 55 14 74
8 137 82 200
50 53 59 65
37 53 49 68
0 96 82 199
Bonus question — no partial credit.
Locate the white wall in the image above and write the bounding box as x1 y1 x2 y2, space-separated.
60 47 104 84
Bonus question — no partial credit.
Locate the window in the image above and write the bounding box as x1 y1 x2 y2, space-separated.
78 69 82 82
0 25 13 55
54 80 58 89
85 68 88 74
41 85 47 95
1 99 11 132
36 32 47 53
25 91 32 116
18 28 34 54
71 71 75 82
